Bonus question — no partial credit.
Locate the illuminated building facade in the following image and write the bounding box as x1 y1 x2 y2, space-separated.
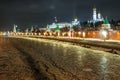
72 18 80 26
47 18 80 29
48 22 71 29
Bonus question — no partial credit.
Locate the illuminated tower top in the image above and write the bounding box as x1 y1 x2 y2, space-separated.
13 24 17 33
74 18 78 22
31 26 34 32
98 12 101 19
103 17 109 24
93 7 96 11
54 17 58 23
55 25 60 31
102 17 111 30
72 17 80 26
93 7 97 22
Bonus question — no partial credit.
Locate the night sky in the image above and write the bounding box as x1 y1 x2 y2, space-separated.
0 0 120 30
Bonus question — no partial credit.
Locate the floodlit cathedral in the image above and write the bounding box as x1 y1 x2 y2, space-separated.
92 7 104 23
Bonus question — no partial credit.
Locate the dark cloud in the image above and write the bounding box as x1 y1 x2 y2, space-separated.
0 0 119 30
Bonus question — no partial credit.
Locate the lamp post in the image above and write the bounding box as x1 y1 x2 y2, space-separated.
83 32 85 40
101 30 107 42
68 31 71 37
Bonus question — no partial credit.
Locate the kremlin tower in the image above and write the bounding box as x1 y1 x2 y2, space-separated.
92 7 104 23
93 7 97 22
13 24 17 33
101 17 111 30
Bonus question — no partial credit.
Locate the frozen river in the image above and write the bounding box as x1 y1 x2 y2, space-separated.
0 37 120 80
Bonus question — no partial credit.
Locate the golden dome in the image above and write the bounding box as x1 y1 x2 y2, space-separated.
93 7 96 10
74 18 78 21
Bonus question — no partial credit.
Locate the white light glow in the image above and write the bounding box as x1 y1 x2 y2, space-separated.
83 32 85 38
68 31 71 37
102 30 107 38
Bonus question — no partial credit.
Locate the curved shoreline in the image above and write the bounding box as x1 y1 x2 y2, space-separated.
28 36 120 55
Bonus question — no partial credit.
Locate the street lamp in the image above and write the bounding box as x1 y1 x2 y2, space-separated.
39 33 41 35
83 32 85 40
101 30 107 41
68 31 71 37
50 32 52 36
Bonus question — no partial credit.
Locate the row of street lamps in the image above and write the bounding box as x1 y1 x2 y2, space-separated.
0 30 108 41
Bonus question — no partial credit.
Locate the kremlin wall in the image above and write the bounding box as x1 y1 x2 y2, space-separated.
9 7 120 40
42 7 120 40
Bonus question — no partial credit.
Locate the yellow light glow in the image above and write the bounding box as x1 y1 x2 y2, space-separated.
74 18 78 22
83 32 85 38
78 32 81 35
68 31 71 37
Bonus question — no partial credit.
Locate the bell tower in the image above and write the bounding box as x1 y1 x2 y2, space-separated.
93 7 97 22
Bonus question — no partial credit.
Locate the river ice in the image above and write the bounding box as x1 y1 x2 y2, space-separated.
0 37 120 80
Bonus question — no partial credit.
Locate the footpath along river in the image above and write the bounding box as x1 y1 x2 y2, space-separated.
0 36 120 80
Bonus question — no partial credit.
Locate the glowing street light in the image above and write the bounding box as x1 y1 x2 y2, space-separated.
58 32 60 36
101 30 107 41
68 31 71 37
83 32 85 40
102 31 107 37
35 33 37 35
29 33 30 35
44 32 46 36
78 32 81 35
62 32 65 36
39 33 41 35
31 33 33 36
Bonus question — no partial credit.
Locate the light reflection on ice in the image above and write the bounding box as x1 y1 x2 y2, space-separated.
100 56 108 80
20 37 120 79
101 56 107 64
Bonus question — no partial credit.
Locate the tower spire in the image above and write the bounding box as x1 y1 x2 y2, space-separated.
104 17 109 24
13 24 17 33
54 16 58 23
93 6 97 22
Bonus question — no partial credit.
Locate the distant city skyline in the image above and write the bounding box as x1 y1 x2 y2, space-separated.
0 0 120 30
